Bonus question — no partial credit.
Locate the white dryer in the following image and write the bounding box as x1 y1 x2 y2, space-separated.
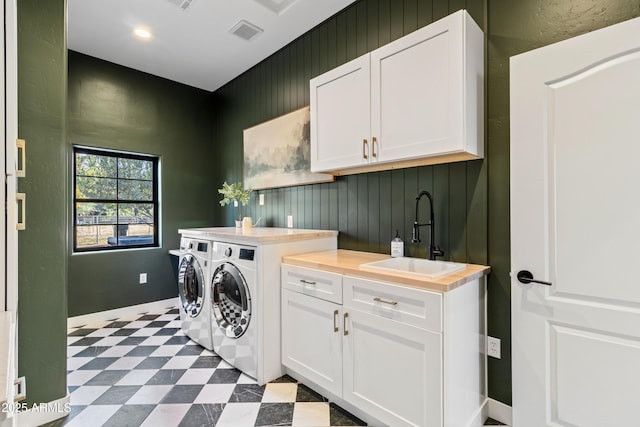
177 236 214 350
210 242 259 380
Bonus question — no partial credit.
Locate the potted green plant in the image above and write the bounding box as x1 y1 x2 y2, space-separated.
218 181 252 227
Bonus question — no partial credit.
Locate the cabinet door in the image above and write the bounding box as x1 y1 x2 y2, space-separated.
343 308 442 427
281 289 343 397
310 54 372 172
371 10 468 162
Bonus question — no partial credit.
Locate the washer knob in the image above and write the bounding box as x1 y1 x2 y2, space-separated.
224 247 232 257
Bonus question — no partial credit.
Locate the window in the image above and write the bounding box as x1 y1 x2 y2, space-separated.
73 147 159 252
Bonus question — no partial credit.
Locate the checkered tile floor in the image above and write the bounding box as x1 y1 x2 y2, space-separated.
46 306 507 426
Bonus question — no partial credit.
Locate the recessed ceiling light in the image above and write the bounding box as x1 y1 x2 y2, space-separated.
134 28 152 39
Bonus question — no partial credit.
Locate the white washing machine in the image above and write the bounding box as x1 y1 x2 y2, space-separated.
210 242 259 380
177 236 214 350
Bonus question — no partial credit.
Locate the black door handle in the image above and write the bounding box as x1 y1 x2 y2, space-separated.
517 270 552 286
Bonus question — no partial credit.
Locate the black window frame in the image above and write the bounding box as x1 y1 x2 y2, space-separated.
73 146 160 252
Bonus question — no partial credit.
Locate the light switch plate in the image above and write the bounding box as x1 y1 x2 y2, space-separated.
139 273 147 284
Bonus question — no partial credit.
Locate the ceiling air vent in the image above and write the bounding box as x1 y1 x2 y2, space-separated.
164 0 195 11
253 0 299 15
229 20 264 42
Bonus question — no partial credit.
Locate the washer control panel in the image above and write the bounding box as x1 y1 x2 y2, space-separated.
239 248 255 261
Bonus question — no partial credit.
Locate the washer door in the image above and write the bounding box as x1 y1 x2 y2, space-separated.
178 254 205 317
211 262 251 338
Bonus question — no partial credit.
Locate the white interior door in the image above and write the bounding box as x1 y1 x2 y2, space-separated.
510 16 640 426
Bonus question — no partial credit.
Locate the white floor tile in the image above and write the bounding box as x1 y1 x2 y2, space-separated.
176 368 215 385
139 403 191 427
115 369 158 386
216 360 233 369
97 345 136 358
262 383 298 403
104 356 146 370
86 328 119 337
140 335 172 346
70 385 111 405
67 346 86 358
291 402 331 427
155 314 179 321
65 405 121 427
67 370 101 386
193 384 236 404
66 357 94 371
150 345 183 357
131 328 161 337
200 348 215 356
165 320 182 328
67 337 84 345
126 321 153 329
162 355 199 370
237 373 258 385
126 385 173 404
83 321 115 329
91 336 126 347
216 402 261 427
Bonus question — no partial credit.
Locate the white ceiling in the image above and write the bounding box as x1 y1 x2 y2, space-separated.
68 0 357 92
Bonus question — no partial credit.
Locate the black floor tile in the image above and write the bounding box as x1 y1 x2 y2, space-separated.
167 309 180 314
178 403 224 427
154 327 180 336
329 402 366 426
165 336 193 346
116 336 147 346
229 384 265 403
146 320 170 328
92 385 141 405
160 385 204 403
125 346 160 357
255 402 294 426
176 343 205 355
271 374 297 384
208 368 242 384
68 328 98 337
69 337 103 346
78 357 119 371
105 321 131 328
103 404 155 427
296 383 327 403
484 417 507 425
110 328 138 336
146 369 187 385
134 356 171 370
73 346 111 358
191 355 222 369
85 370 129 386
138 314 161 321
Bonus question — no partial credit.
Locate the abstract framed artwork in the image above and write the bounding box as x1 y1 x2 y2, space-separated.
243 106 334 190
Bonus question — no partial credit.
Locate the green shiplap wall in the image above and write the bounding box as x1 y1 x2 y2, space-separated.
213 0 488 265
17 0 68 405
67 52 215 317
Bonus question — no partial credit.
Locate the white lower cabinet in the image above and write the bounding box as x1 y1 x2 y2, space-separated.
281 264 485 427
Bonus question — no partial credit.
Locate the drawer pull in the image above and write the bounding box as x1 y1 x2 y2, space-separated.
300 279 317 285
363 139 368 159
372 136 377 158
374 297 398 306
333 310 339 332
343 312 349 336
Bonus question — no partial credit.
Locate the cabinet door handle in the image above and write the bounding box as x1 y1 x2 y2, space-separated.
333 310 339 332
373 297 398 306
343 312 349 336
362 139 368 159
372 136 377 158
16 193 26 231
16 139 26 177
300 279 316 285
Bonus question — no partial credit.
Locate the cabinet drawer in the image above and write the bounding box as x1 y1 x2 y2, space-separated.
343 276 442 332
282 264 343 304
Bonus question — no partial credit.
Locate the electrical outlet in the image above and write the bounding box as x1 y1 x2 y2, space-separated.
487 336 501 359
139 273 147 284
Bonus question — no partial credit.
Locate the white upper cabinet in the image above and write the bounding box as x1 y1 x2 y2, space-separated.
310 54 371 172
310 9 484 174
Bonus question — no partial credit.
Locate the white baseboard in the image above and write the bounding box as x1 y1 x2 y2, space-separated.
16 393 70 427
488 398 512 425
67 297 179 328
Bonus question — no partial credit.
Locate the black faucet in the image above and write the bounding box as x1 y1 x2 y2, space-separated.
412 190 444 261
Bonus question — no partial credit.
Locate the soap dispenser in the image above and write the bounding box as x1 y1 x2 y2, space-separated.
391 230 404 258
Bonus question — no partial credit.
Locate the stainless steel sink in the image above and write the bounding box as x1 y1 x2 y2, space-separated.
360 257 466 279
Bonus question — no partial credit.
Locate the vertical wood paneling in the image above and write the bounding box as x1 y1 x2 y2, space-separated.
213 0 487 265
404 0 418 34
449 162 467 262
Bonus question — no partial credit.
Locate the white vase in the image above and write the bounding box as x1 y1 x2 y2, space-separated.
235 220 242 228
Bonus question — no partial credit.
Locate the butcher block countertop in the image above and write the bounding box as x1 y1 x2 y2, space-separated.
178 227 338 244
282 249 490 292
